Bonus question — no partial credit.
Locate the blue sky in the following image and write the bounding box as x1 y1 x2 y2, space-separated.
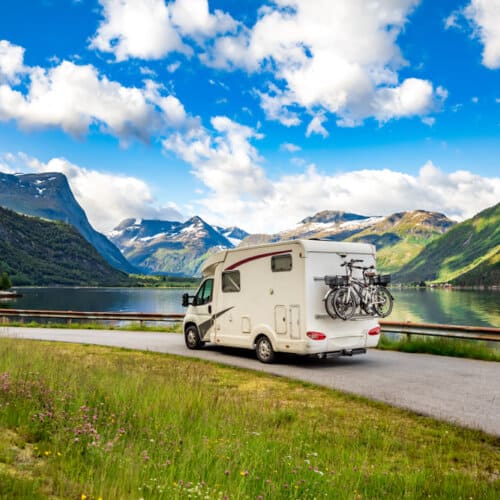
0 0 498 233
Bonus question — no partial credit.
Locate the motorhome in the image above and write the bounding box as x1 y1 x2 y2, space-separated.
182 239 382 363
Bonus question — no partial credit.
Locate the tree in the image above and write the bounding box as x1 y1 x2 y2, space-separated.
0 272 12 290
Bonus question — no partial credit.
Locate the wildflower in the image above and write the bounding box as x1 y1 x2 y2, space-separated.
81 495 87 500
224 469 230 476
240 470 249 476
44 451 51 456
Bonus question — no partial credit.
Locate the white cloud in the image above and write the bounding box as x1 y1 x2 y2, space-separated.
447 1 500 69
0 41 198 142
170 0 237 39
280 142 301 153
91 0 237 61
0 40 25 84
167 61 181 72
1 153 183 232
90 0 189 61
163 119 500 233
373 78 437 122
163 116 271 202
206 0 445 127
464 0 500 69
306 113 328 138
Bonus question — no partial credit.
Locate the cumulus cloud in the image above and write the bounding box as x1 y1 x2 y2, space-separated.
1 152 184 232
0 40 25 84
91 0 188 61
163 119 500 232
91 0 237 61
446 0 500 69
464 0 500 69
205 0 444 128
163 116 271 202
0 41 197 142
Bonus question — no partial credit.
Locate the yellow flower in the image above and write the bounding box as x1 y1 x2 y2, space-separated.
44 450 51 456
81 495 87 500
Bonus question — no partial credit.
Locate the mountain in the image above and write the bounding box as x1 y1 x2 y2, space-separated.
0 206 131 286
394 203 500 286
347 210 456 273
109 216 247 276
239 209 455 273
0 171 135 274
240 211 382 246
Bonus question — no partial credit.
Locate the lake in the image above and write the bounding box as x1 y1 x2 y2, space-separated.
1 286 498 328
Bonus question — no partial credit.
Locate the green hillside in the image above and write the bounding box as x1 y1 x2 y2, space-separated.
0 207 132 286
348 211 455 273
394 203 500 285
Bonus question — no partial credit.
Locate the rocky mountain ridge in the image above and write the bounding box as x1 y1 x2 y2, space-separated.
109 216 249 276
0 171 135 273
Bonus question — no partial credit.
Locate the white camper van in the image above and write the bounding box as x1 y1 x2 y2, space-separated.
182 240 382 363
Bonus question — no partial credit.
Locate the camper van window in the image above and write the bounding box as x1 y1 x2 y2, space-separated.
271 254 292 272
222 270 240 292
194 278 213 305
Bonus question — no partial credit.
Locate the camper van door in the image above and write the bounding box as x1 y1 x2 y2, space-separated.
192 278 215 339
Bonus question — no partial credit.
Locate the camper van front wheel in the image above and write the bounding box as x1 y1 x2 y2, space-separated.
255 336 275 363
185 325 205 350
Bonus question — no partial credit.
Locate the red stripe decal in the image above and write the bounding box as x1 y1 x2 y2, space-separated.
225 249 292 271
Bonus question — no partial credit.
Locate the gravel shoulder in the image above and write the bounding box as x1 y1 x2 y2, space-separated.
2 326 499 436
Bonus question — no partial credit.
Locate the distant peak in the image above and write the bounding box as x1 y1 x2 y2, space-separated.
300 210 369 225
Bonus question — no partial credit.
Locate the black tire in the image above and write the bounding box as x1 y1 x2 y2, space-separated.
373 287 393 318
333 287 356 320
185 325 205 350
324 289 337 318
255 336 275 363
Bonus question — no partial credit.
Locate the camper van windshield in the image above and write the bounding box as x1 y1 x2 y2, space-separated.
195 279 213 305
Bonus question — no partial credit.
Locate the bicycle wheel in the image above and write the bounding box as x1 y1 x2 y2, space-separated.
333 287 356 320
324 289 337 319
373 287 393 317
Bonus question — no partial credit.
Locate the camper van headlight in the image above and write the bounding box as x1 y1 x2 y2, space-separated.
306 331 327 341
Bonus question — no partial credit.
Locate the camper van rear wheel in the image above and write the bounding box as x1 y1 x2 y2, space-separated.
185 325 205 350
255 336 275 363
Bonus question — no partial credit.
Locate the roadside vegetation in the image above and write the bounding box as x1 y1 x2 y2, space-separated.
130 274 200 288
0 339 499 499
378 334 500 362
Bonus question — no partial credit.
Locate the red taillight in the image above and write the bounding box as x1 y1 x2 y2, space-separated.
307 331 327 341
368 326 381 336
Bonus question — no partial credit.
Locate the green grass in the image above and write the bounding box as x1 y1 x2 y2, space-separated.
378 334 500 362
0 339 499 499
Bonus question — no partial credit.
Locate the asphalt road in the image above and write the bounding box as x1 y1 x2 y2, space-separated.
2 326 499 437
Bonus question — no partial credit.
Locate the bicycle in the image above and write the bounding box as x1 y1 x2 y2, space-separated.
324 259 394 320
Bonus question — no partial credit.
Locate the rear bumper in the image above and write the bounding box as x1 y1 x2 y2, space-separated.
314 348 367 359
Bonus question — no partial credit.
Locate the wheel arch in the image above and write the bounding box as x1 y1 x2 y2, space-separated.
251 324 277 349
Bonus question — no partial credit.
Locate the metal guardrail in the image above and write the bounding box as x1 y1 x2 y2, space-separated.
379 320 500 342
0 308 184 326
0 308 498 341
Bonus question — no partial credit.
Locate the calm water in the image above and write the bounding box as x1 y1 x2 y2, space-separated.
1 287 499 328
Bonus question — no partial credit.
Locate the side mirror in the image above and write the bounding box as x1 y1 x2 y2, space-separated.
182 293 190 307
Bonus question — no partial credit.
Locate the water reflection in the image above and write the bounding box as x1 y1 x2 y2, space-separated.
2 286 499 328
390 288 499 327
3 287 193 315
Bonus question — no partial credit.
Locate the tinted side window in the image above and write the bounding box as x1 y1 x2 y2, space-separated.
222 270 240 292
271 254 292 272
